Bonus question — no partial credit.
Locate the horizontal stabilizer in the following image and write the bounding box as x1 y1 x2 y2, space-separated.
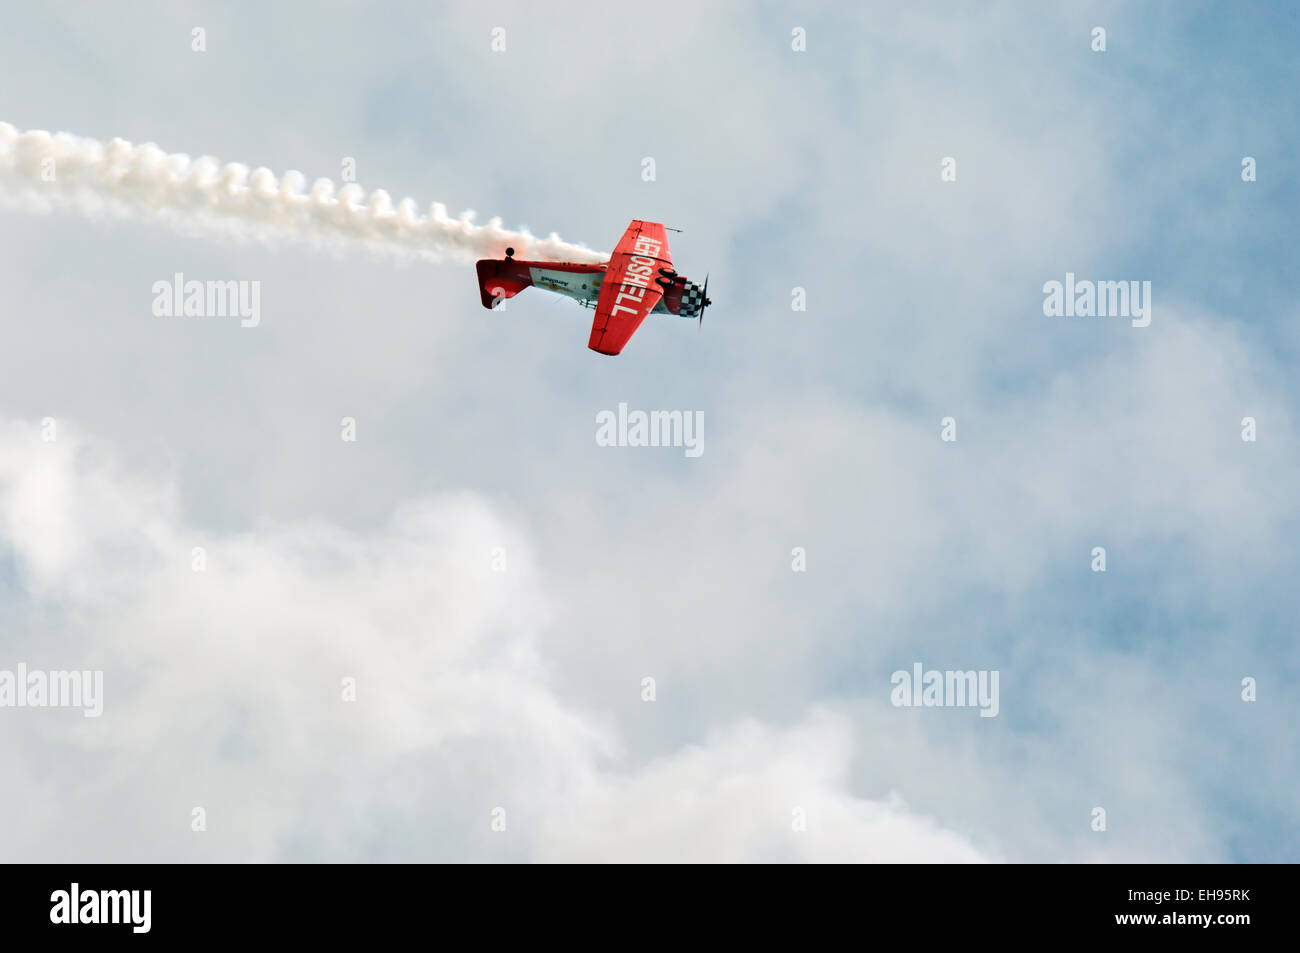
475 259 532 309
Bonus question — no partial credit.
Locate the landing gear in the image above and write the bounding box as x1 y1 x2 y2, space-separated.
505 247 515 259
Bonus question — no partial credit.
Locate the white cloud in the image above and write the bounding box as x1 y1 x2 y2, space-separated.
0 419 990 862
2 0 1294 864
540 713 991 863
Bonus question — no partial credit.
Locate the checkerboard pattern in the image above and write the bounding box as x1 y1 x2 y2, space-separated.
679 281 706 317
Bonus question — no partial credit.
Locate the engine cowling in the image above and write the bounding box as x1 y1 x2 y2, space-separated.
676 279 708 318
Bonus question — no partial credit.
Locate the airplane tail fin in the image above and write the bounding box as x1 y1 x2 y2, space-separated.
475 258 532 309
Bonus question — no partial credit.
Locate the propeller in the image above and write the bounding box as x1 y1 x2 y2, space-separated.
698 274 710 328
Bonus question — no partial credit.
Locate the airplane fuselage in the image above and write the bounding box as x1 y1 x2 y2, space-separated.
527 264 705 316
474 220 711 354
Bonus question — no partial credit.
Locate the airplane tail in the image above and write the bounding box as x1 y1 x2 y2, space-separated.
475 257 533 309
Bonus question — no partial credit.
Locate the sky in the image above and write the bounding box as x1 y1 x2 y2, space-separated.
1 1 1297 862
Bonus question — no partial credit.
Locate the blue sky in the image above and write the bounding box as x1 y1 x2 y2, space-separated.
0 1 1296 862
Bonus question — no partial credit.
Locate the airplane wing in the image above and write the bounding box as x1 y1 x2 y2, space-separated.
587 221 673 355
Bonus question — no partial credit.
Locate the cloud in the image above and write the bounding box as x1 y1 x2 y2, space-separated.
2 0 1296 865
0 419 990 862
540 713 991 863
531 307 1300 862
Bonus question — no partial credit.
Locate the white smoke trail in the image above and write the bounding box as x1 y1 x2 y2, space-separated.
0 123 607 264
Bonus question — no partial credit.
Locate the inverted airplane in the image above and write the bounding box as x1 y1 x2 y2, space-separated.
475 219 710 355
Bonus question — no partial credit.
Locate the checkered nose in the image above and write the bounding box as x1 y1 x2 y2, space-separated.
679 280 707 317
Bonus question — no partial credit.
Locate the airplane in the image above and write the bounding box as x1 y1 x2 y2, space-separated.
474 219 710 355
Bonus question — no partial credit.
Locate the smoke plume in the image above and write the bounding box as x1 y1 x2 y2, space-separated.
0 123 606 264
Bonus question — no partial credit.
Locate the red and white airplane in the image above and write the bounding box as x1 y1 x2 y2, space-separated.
475 219 710 355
